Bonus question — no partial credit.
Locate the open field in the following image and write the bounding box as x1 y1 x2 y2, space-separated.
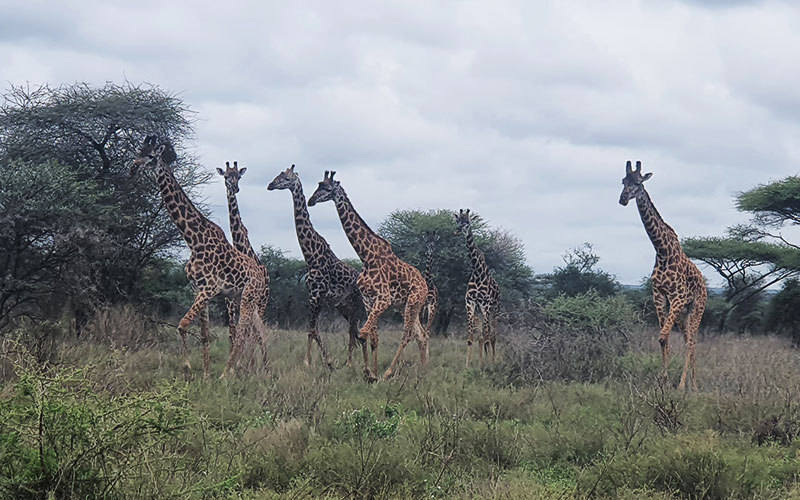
2 320 800 500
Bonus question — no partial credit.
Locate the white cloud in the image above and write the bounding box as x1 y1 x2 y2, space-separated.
2 0 799 285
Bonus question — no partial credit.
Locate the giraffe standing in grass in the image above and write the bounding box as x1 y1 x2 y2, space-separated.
619 160 706 390
455 209 500 366
308 171 428 381
131 136 266 378
268 165 365 369
216 161 270 348
421 231 440 337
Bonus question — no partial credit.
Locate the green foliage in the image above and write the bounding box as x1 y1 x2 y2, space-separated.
541 243 621 298
5 323 800 499
543 291 639 334
0 82 204 330
333 405 404 441
579 432 796 499
765 279 800 343
737 175 800 227
684 237 800 271
0 161 107 329
378 209 535 334
0 348 192 499
685 174 800 335
131 257 194 319
257 245 309 328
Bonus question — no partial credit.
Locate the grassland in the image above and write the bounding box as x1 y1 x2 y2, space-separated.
2 317 800 499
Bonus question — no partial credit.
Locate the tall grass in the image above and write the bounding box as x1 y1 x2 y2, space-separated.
1 312 800 499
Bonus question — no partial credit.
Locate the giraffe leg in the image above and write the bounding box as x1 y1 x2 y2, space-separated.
488 306 498 363
480 305 493 364
659 296 689 385
653 291 668 330
682 292 706 391
677 306 693 391
361 295 390 382
200 306 210 379
178 289 216 373
336 300 362 367
465 300 479 368
652 291 669 380
384 296 425 380
416 315 430 363
250 319 269 374
221 282 261 379
224 298 239 347
306 297 324 368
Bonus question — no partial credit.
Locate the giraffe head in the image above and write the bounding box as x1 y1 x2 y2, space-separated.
424 230 440 250
267 164 300 192
216 161 247 194
307 170 342 207
130 135 177 175
454 209 473 235
619 160 653 206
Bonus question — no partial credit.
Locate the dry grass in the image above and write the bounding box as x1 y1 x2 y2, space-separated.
3 318 800 499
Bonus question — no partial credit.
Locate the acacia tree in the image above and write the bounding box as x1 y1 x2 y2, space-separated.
0 82 206 330
684 176 800 332
378 209 535 335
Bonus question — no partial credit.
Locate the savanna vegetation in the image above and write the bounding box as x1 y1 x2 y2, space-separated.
2 82 800 499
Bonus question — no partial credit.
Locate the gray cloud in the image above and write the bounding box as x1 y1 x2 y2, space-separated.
2 0 799 285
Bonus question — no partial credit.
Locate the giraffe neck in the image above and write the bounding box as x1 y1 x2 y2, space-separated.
636 188 679 259
225 188 261 264
290 180 331 266
333 189 389 264
423 244 435 285
155 164 211 249
464 225 489 276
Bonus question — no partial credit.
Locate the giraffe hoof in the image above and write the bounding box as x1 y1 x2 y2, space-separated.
364 371 378 383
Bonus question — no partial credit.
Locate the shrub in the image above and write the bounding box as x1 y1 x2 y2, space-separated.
501 292 639 383
0 346 193 499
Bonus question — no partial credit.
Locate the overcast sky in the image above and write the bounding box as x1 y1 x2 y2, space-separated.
3 0 799 285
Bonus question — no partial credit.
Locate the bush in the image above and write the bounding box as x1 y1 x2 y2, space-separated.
0 346 192 499
765 279 800 343
543 290 640 334
500 292 639 383
578 432 796 499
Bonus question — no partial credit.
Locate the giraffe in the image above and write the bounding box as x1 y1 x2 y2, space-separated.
619 160 707 390
131 136 267 378
267 164 365 369
216 161 270 349
307 171 428 381
420 231 440 337
454 209 501 367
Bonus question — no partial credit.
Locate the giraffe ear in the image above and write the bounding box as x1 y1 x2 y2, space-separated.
238 167 247 177
216 167 225 176
642 172 653 182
